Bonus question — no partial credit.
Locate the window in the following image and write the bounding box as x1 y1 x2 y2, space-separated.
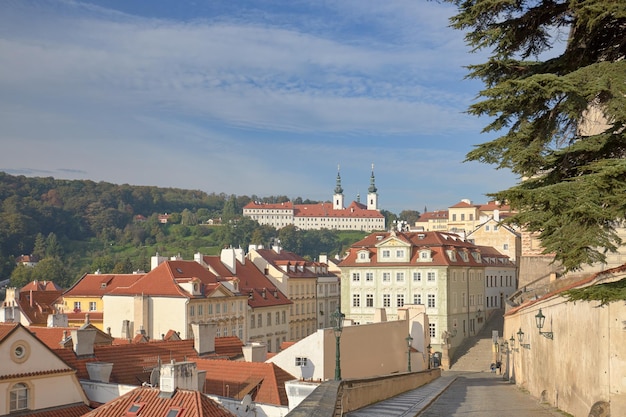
216 303 221 314
73 301 81 311
296 357 308 366
366 294 374 307
413 272 422 282
397 294 405 307
126 402 145 416
366 272 374 281
383 294 391 307
420 251 430 260
396 272 405 282
10 383 29 412
427 272 436 281
383 272 391 282
267 313 272 326
89 301 97 311
352 272 360 282
258 313 262 327
282 311 286 324
165 408 183 417
276 312 280 324
251 314 256 328
189 305 195 316
429 323 436 339
452 214 457 221
413 294 422 304
503 243 509 250
396 250 404 257
208 303 213 314
427 294 436 308
352 294 360 307
461 213 465 221
382 250 390 258
359 252 367 260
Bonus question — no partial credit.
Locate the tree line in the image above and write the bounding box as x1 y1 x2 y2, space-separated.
0 172 419 289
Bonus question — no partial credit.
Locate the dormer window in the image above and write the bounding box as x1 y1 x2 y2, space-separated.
356 250 370 263
125 402 145 416
446 250 457 261
418 249 431 262
100 283 107 289
165 407 184 417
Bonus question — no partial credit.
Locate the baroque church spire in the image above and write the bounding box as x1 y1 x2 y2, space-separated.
335 164 343 194
368 163 377 193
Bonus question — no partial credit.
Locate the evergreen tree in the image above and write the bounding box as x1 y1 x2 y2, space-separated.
445 0 626 270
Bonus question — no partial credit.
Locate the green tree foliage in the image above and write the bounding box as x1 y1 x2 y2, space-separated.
399 210 421 226
10 264 33 288
444 0 626 270
565 277 626 306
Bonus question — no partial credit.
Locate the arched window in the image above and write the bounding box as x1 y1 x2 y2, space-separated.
10 383 29 412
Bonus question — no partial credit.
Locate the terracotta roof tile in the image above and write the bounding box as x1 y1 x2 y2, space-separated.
21 279 63 291
63 273 145 297
203 256 291 308
193 358 295 406
81 386 234 417
340 231 489 267
11 403 93 417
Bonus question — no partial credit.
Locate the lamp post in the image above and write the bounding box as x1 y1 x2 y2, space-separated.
331 307 345 381
535 309 554 339
405 334 413 372
517 328 530 349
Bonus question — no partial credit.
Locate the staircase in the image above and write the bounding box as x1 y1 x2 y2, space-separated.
449 309 505 371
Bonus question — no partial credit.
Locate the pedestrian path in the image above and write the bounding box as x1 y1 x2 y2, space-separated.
345 373 458 417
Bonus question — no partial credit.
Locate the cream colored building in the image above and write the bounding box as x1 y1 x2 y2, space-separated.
248 246 328 341
339 231 497 359
0 323 91 415
199 248 292 353
243 168 385 231
103 259 248 341
267 304 430 381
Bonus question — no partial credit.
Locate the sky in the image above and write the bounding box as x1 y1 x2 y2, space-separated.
0 0 519 214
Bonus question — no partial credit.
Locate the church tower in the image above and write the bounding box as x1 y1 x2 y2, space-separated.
333 165 344 210
367 164 378 211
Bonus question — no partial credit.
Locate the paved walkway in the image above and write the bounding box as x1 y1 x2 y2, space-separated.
346 310 568 417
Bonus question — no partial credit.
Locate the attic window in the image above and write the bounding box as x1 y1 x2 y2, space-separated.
176 268 183 273
100 283 107 289
165 407 184 417
125 402 145 416
295 357 308 366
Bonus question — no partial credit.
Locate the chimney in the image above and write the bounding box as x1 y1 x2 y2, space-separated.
71 328 97 357
121 320 132 340
160 361 205 393
191 322 216 355
47 313 68 328
84 313 90 324
220 247 237 274
242 343 267 362
194 252 206 266
234 247 245 264
151 253 167 270
86 362 113 383
494 209 500 222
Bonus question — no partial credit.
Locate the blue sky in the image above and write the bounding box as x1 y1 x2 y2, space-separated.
0 0 518 214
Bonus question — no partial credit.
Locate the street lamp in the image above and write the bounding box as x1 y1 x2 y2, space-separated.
405 334 413 372
331 307 345 380
535 309 554 339
517 328 530 349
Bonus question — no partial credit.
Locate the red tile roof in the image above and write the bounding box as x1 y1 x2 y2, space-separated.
194 358 295 406
252 249 321 278
203 256 291 308
244 200 384 219
52 337 245 385
7 290 63 325
81 386 234 417
243 201 294 210
62 273 145 297
107 261 221 298
506 263 626 316
417 210 449 221
0 322 18 340
12 403 93 417
339 231 489 267
21 279 63 291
